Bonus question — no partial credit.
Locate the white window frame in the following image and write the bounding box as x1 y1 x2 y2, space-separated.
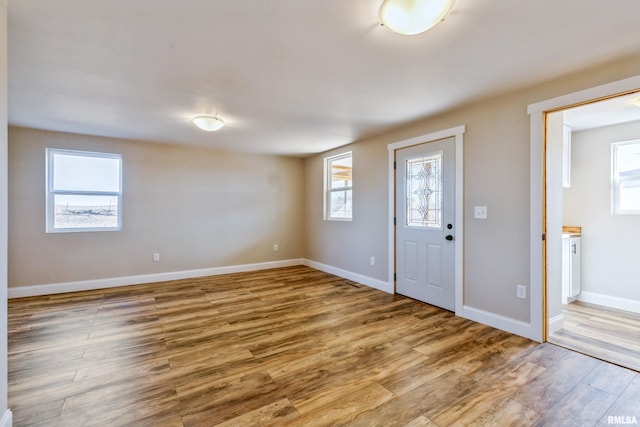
324 151 353 221
612 139 640 215
46 148 123 233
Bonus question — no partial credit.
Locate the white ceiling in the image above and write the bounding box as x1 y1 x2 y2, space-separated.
8 1 640 156
564 92 640 132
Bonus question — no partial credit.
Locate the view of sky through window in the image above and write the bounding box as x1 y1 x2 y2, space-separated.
47 149 122 231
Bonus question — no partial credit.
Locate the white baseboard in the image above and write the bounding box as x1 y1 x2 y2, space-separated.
461 305 539 342
0 409 12 427
8 259 304 298
577 291 640 314
548 313 564 334
302 259 393 294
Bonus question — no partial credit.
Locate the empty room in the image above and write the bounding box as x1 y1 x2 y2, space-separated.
1 1 640 426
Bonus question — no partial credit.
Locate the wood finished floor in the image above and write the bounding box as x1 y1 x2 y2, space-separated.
548 300 640 372
8 266 640 426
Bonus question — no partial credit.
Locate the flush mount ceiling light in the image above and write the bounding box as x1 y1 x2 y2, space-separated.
192 115 225 131
633 97 640 107
379 0 455 36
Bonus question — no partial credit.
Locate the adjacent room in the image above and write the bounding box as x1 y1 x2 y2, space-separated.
547 94 640 371
1 1 640 426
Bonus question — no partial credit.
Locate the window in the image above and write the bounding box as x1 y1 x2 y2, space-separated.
406 152 443 229
46 148 122 232
324 152 352 220
612 140 640 215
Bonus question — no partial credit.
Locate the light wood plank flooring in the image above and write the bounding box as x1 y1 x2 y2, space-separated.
548 300 640 372
8 266 640 426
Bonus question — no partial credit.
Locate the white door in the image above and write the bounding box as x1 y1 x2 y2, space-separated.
396 137 455 311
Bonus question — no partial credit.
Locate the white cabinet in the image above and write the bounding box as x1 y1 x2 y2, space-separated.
562 234 581 303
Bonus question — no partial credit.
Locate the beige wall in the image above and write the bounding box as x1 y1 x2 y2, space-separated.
305 54 640 324
8 127 305 287
6 52 640 330
563 120 640 303
1 0 9 418
304 143 389 279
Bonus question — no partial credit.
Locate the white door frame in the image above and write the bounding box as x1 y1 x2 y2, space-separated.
528 75 640 343
387 125 465 315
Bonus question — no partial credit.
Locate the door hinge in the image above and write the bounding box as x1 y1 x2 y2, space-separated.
394 217 397 226
394 273 397 281
542 233 546 241
394 161 396 170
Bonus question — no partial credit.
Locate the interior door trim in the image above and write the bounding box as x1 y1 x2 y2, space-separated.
528 74 640 343
387 125 466 316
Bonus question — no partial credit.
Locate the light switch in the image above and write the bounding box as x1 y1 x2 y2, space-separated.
474 206 488 219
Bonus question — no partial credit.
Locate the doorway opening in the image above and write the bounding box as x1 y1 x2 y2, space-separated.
528 75 640 345
544 92 640 370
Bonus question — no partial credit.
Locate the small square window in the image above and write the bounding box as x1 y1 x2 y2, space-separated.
612 140 640 215
324 152 352 220
46 148 123 232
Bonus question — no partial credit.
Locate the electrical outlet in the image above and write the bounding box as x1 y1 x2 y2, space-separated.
153 253 160 262
273 244 279 251
370 256 375 266
517 285 527 299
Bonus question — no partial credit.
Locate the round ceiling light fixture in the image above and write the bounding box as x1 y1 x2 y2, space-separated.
633 97 640 108
379 0 455 36
192 115 225 131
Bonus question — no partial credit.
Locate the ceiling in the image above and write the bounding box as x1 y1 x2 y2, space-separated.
8 1 640 156
564 92 640 132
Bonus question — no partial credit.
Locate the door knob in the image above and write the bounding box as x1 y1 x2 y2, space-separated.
445 235 454 241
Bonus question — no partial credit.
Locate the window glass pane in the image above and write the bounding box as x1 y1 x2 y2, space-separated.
53 194 119 229
406 153 442 229
616 142 640 174
613 141 640 214
324 152 352 220
330 156 352 189
53 153 121 192
619 179 640 212
329 189 352 218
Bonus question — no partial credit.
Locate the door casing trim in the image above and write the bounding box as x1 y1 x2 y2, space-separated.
387 125 465 315
528 75 640 343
